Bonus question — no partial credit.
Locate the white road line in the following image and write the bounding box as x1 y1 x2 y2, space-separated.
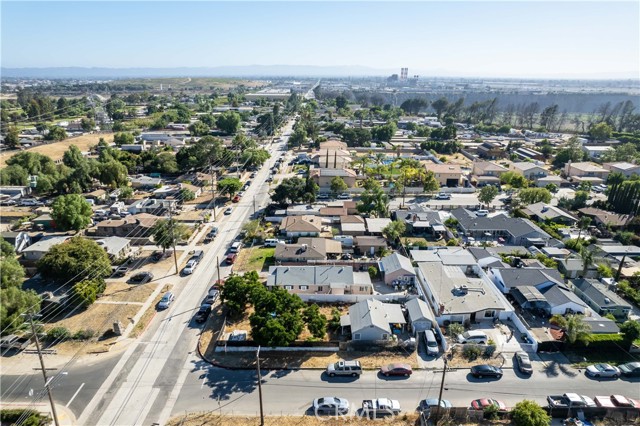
201 376 206 389
65 382 85 408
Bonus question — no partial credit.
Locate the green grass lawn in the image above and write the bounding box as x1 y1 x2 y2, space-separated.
235 247 275 273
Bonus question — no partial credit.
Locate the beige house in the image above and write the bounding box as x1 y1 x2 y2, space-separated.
279 215 323 237
603 162 640 178
472 161 508 187
310 167 357 189
564 162 609 180
508 162 548 180
312 149 352 169
274 238 342 262
424 163 462 187
266 265 373 296
320 140 348 150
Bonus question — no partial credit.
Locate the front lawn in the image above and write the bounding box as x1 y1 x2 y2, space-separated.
235 247 275 272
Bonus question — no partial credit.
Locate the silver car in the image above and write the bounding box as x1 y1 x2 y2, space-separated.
586 363 621 378
157 292 175 310
313 397 349 415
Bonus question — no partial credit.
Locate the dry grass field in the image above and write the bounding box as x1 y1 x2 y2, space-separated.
167 413 421 426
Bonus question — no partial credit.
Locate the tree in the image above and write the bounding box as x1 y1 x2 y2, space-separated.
71 278 106 308
518 188 552 205
371 122 397 142
250 287 304 347
220 272 262 317
241 148 270 168
113 132 135 146
153 152 179 174
51 194 93 231
1 237 15 258
620 320 640 343
382 220 406 243
500 171 528 188
589 122 613 141
99 160 128 188
552 137 585 168
576 216 592 241
217 177 243 197
552 314 591 346
188 121 210 137
1 257 25 289
423 170 440 193
179 188 195 201
510 400 551 426
302 304 327 339
45 126 67 141
151 219 190 253
271 177 307 205
330 176 348 196
0 286 41 334
335 95 348 109
216 111 241 134
432 98 449 120
4 126 19 148
357 179 389 218
478 185 499 207
579 247 596 278
80 118 95 132
37 237 111 283
287 129 306 148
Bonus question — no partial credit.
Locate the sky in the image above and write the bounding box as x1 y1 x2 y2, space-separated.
1 1 639 78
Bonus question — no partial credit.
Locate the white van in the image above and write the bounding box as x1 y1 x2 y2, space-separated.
229 241 243 253
457 330 488 344
263 239 282 248
476 209 489 217
85 198 96 206
424 330 439 356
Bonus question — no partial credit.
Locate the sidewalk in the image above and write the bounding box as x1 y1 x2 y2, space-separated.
0 402 76 426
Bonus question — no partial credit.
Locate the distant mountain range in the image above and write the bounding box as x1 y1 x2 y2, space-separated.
1 65 396 79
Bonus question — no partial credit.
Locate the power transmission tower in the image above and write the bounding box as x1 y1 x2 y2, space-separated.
23 312 60 426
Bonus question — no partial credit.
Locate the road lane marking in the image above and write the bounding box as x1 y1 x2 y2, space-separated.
65 382 85 408
201 376 207 389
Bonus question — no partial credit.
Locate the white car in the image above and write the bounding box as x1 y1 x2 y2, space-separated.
183 259 198 275
337 193 351 199
586 363 621 378
157 292 175 310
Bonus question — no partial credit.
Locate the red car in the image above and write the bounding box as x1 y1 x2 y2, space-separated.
380 363 413 377
471 399 507 411
232 195 240 203
225 254 237 264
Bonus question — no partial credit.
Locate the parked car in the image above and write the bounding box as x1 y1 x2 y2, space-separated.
313 397 350 415
457 330 488 344
232 195 240 203
595 395 640 408
514 351 533 375
326 360 362 377
471 399 507 411
266 177 273 182
225 253 237 264
183 259 198 275
435 192 451 200
586 363 621 378
337 193 351 199
418 398 452 413
151 251 171 262
113 266 129 278
224 207 233 215
250 172 257 178
204 290 219 305
470 365 503 379
194 305 212 323
157 291 175 310
476 209 489 217
380 363 413 377
618 362 640 377
128 272 154 284
317 193 330 200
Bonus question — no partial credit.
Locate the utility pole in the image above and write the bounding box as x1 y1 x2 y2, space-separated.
256 346 264 426
433 356 448 426
209 161 217 222
167 208 179 275
237 151 241 179
24 313 60 426
216 256 221 284
253 196 256 216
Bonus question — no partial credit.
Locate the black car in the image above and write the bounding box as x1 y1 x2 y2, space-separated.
470 365 503 379
618 362 640 377
194 305 212 323
128 272 154 284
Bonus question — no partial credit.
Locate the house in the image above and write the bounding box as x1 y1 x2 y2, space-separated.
354 236 387 256
320 140 348 150
392 206 445 236
127 199 177 215
319 206 348 219
424 163 463 187
310 167 357 189
1 231 32 253
488 267 564 294
582 145 613 159
32 214 55 230
266 265 373 296
582 316 620 334
93 237 132 261
0 186 31 199
508 162 548 181
416 261 507 325
120 143 149 154
535 284 588 315
557 258 599 279
129 175 163 189
340 215 366 236
152 183 202 199
535 175 567 188
378 253 415 285
365 218 392 236
342 299 406 341
578 207 632 229
405 298 437 334
274 238 342 262
603 162 640 178
564 162 609 181
95 213 159 238
312 149 352 170
22 236 71 261
174 172 213 187
84 189 107 201
521 202 577 225
471 161 508 187
572 278 631 320
279 215 323 237
451 208 551 246
514 147 544 161
477 141 506 160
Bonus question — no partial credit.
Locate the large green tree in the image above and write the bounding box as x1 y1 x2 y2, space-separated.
382 220 406 243
216 111 242 134
37 237 111 283
478 185 499 207
589 122 613 141
551 314 591 346
51 194 93 231
151 219 190 253
217 177 243 197
357 179 389 218
220 272 262 317
330 176 348 195
510 400 551 426
0 286 41 334
99 161 128 188
250 287 304 347
271 177 307 205
302 304 328 339
518 188 552 205
241 148 270 168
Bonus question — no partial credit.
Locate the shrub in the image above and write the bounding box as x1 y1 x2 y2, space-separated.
511 400 551 426
483 404 500 420
0 409 48 426
446 238 459 246
72 329 96 340
483 344 496 358
448 322 464 337
463 344 482 360
71 278 106 308
368 266 378 279
46 327 71 342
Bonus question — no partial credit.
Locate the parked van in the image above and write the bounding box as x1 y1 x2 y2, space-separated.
457 330 488 345
424 330 439 356
263 239 282 248
190 250 204 262
229 242 243 253
326 360 362 377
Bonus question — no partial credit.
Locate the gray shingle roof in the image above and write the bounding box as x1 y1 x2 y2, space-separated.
572 278 631 309
267 265 371 287
495 267 564 288
379 253 413 275
539 284 587 308
451 208 550 239
405 298 435 324
348 299 406 334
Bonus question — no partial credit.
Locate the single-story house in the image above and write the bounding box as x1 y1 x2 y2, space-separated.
22 236 71 261
514 283 589 316
578 208 632 229
266 265 373 296
472 161 508 178
365 218 392 236
521 202 577 226
340 215 366 236
0 186 31 198
572 278 632 319
354 236 387 256
557 258 599 279
93 236 132 261
274 238 342 262
95 213 159 238
405 298 437 334
310 167 357 189
1 231 32 253
341 299 406 341
32 214 55 230
488 267 564 294
535 175 568 188
582 316 620 334
279 215 323 237
84 189 108 201
378 253 415 285
509 162 548 181
129 175 163 189
392 207 445 236
603 162 640 178
127 199 177 215
424 163 463 187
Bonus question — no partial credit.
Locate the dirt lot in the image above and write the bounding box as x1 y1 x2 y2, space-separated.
101 281 157 303
0 133 114 167
167 413 423 426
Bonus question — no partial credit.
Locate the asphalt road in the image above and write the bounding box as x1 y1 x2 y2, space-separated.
172 362 640 417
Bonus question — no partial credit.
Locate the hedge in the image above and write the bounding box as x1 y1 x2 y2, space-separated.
574 333 626 350
0 409 49 426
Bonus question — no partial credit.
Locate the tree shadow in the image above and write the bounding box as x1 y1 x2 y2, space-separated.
190 359 258 403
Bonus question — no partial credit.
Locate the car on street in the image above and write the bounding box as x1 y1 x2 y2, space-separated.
618 362 640 377
337 193 351 199
514 351 533 375
225 253 237 264
232 195 240 203
312 397 349 415
128 272 154 284
471 399 507 411
204 289 219 305
470 365 503 379
157 291 175 309
380 363 413 377
194 305 211 323
317 193 330 200
113 266 129 277
435 192 451 200
418 398 452 413
250 172 257 178
224 207 233 215
586 363 621 378
183 259 198 275
266 177 273 182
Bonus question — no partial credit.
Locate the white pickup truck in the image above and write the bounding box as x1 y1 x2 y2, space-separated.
361 398 401 418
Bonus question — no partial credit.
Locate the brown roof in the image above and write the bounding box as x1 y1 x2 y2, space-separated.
340 215 365 224
275 237 341 260
354 236 388 247
319 207 347 216
280 215 323 232
578 208 631 227
425 163 462 174
97 213 159 228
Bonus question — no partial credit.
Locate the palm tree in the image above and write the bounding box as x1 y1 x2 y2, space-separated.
579 247 595 278
552 314 591 346
576 216 592 241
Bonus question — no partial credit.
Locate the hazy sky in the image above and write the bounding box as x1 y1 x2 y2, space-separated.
2 1 639 78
